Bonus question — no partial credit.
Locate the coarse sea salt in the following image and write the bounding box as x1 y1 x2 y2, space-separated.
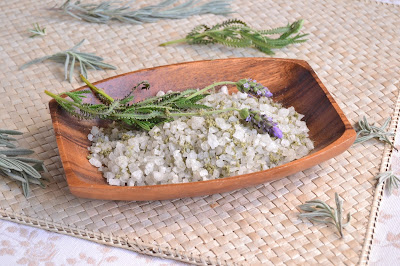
88 88 314 186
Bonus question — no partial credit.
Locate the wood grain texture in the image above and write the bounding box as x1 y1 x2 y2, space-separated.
48 58 356 201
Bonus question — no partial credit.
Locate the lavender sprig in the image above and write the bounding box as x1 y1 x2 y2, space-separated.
46 76 283 139
236 78 273 97
239 108 283 138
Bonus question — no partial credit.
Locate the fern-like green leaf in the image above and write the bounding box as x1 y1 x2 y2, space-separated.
65 91 89 103
133 119 152 131
174 102 211 109
161 19 307 55
112 111 165 120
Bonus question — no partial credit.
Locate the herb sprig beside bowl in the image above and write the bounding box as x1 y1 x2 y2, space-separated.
20 39 116 83
354 116 396 150
0 129 47 197
57 0 233 24
160 19 308 55
354 116 398 196
375 171 399 196
298 193 351 238
28 23 46 38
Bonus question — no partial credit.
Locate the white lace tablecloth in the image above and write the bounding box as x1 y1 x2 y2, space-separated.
369 120 400 265
0 218 187 265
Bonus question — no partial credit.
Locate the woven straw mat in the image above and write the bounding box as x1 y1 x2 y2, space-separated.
0 0 399 265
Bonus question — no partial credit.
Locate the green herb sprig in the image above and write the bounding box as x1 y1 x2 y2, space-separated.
29 23 46 38
160 19 307 55
375 171 399 196
0 129 47 197
298 193 351 238
58 0 232 24
354 116 396 150
20 39 116 82
45 76 284 138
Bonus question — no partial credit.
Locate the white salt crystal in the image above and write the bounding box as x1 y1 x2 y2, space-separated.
215 117 231 130
207 134 219 149
104 172 115 179
156 91 165 96
108 178 121 186
144 162 154 175
233 125 245 140
92 147 101 153
189 117 205 130
199 169 208 177
220 86 228 94
153 171 163 181
216 159 224 167
281 139 290 147
131 169 143 180
115 156 129 168
89 157 102 168
91 126 100 135
278 108 290 117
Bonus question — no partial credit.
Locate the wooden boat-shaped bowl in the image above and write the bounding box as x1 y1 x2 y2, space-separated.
49 58 356 201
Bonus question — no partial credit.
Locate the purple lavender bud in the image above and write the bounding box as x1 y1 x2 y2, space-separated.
236 79 273 98
271 126 283 139
265 91 273 97
245 116 252 122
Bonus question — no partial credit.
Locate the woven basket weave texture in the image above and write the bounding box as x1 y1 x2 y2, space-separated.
0 0 399 264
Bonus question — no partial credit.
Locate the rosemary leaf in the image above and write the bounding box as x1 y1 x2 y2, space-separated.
354 116 396 150
29 23 46 38
0 149 34 156
58 0 232 24
160 19 308 55
0 129 46 197
376 171 400 196
298 193 351 238
20 39 116 82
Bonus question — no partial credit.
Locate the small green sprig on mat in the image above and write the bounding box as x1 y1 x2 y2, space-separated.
375 171 399 196
0 129 46 197
354 116 396 150
160 19 308 55
20 39 116 83
45 75 284 138
298 193 351 238
28 23 46 38
58 0 232 24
